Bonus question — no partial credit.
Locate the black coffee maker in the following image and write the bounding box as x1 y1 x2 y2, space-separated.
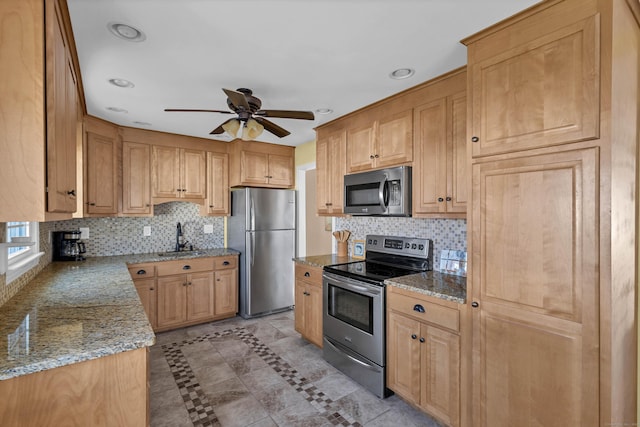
52 230 86 261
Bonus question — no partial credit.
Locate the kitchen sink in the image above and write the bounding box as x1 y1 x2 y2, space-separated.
157 250 206 257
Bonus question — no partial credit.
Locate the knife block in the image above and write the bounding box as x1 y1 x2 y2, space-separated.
337 241 348 257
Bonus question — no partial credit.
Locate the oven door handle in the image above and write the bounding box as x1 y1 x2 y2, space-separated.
323 273 381 297
324 338 380 372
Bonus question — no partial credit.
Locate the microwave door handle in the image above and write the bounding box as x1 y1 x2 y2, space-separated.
379 178 390 211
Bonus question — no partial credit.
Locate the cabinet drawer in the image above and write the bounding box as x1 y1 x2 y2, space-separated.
387 291 459 332
214 256 237 270
295 264 323 284
128 264 156 279
156 257 214 276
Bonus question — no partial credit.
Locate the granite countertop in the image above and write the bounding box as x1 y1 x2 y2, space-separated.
0 249 237 380
125 248 239 264
385 271 467 304
293 254 355 268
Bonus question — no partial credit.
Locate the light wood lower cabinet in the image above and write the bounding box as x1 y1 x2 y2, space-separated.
387 286 460 427
0 347 149 426
294 263 323 348
129 256 238 332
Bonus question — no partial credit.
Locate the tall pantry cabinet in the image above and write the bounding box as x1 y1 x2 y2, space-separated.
461 0 639 426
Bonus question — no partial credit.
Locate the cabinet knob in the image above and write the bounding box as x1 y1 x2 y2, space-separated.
183 283 187 286
369 155 375 159
446 197 452 201
471 136 479 143
374 154 379 158
137 269 146 275
223 261 230 266
326 203 332 206
438 197 444 202
413 304 425 313
150 287 154 291
183 265 191 270
411 334 417 340
89 202 96 206
209 205 214 208
67 190 76 196
419 337 425 343
304 272 310 277
216 278 220 282
471 301 479 308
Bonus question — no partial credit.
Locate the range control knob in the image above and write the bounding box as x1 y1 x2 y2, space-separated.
411 243 417 249
418 244 424 250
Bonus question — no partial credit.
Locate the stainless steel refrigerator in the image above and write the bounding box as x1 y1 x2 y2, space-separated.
228 188 296 319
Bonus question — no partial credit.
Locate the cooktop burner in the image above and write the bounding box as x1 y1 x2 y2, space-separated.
323 234 433 285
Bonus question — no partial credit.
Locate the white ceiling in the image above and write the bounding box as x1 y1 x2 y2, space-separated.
67 0 539 147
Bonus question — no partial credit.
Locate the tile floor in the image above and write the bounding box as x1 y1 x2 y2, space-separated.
150 310 444 427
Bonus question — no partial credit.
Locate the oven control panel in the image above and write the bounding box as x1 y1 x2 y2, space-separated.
365 234 432 259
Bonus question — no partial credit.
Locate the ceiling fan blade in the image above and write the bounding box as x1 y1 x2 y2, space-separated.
210 118 236 135
164 108 233 114
254 117 290 138
255 110 315 120
222 88 250 110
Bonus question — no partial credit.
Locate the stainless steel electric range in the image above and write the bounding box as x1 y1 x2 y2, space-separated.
322 234 433 398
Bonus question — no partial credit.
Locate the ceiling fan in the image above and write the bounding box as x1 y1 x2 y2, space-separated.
164 88 315 140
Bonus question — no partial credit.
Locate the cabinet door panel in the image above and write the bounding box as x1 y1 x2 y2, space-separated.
305 283 323 347
206 152 228 215
86 132 117 214
134 278 156 329
376 110 413 168
214 269 237 316
316 130 346 214
240 151 269 185
152 146 180 198
182 149 206 199
294 281 306 334
188 271 215 321
472 147 599 426
268 154 293 187
447 93 467 213
413 99 447 213
347 124 375 173
157 275 188 328
386 312 421 404
422 325 459 427
122 141 151 215
470 16 599 156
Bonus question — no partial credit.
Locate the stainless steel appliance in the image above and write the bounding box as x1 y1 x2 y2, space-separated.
228 188 296 319
52 230 86 261
323 234 432 398
343 166 411 216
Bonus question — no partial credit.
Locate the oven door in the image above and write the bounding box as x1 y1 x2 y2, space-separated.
322 272 384 365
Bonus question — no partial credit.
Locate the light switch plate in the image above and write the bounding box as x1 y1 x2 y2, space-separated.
79 227 90 239
143 226 151 236
204 224 214 234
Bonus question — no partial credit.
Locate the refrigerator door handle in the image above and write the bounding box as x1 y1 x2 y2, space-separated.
249 232 255 267
249 194 256 231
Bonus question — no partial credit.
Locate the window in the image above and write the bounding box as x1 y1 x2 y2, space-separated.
5 221 43 284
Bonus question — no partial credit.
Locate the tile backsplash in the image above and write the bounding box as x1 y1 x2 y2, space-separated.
335 216 467 270
50 202 225 257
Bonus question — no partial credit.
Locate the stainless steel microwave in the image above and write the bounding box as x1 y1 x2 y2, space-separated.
343 166 411 216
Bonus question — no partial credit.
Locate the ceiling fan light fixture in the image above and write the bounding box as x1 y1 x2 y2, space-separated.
222 119 241 138
241 118 264 141
389 68 415 80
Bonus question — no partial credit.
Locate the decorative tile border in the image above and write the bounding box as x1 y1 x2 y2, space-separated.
161 327 363 427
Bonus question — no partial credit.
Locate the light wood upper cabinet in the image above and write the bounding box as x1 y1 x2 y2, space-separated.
229 140 295 188
46 0 78 214
413 70 467 218
84 117 118 216
152 146 206 201
122 141 152 216
316 128 346 215
203 152 229 216
346 108 413 173
468 15 599 157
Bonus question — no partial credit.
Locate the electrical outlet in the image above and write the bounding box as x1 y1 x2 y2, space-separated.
204 224 214 234
79 227 90 239
143 226 151 236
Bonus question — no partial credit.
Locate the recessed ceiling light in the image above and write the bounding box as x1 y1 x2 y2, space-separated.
106 107 128 113
132 121 151 126
389 68 415 80
108 78 135 88
315 108 333 115
107 22 146 42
